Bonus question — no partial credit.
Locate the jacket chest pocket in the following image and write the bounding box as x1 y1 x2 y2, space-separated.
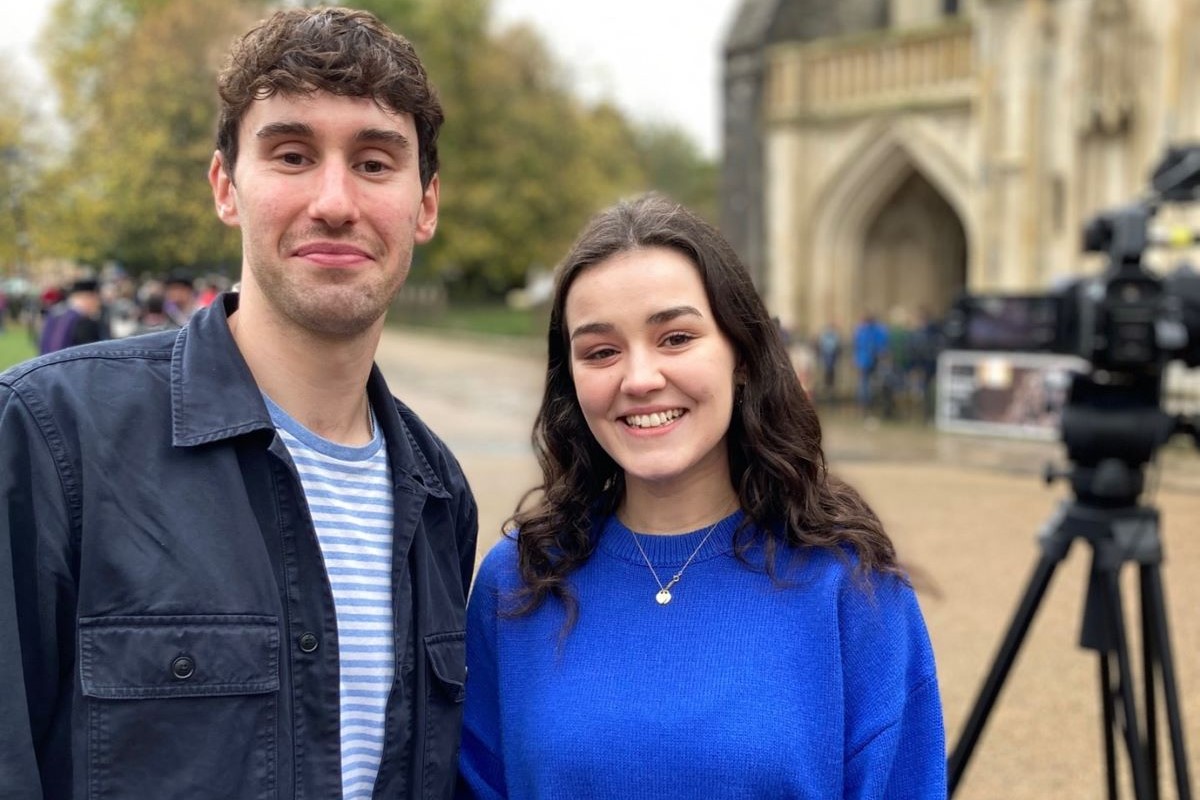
79 615 279 800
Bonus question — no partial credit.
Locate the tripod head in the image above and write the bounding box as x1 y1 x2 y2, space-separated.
1047 372 1190 507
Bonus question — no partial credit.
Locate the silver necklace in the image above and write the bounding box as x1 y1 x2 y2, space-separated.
629 516 725 606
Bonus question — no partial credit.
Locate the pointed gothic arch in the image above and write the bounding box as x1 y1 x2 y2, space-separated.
805 118 976 331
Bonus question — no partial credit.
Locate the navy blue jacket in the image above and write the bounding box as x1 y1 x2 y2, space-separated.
0 295 478 799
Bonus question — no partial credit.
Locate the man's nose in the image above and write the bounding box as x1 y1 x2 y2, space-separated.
308 162 360 227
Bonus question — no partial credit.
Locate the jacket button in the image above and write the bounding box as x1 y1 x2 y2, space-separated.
298 632 319 653
171 655 195 680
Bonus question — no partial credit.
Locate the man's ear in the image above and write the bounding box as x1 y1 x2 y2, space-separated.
414 173 439 244
209 151 239 227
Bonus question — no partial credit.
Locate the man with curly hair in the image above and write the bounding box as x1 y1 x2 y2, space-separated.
0 9 477 799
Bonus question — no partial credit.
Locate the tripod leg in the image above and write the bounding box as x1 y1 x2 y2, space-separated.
948 551 1063 796
1098 566 1154 800
1101 653 1119 800
1141 565 1194 800
1141 575 1160 800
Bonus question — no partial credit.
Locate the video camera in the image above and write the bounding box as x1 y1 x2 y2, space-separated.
943 145 1200 505
945 145 1200 373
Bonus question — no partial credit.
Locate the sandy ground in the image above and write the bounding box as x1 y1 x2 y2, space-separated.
377 325 1200 799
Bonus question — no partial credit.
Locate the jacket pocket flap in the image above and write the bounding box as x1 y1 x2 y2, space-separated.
424 631 465 703
79 615 279 699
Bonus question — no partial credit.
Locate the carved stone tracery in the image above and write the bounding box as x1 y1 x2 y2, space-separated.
1081 0 1136 135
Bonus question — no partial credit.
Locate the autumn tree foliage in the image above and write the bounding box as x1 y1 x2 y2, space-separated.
26 0 715 296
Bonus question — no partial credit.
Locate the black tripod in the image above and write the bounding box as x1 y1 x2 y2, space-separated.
947 378 1194 799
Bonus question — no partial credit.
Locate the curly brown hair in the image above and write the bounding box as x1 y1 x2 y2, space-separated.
509 193 901 628
215 6 443 188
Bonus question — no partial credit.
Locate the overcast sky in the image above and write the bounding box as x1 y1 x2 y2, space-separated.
1 1 742 158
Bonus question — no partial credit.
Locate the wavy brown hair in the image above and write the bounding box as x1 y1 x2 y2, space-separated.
510 194 901 626
216 6 443 189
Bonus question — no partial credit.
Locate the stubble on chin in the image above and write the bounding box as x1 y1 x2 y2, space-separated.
249 256 411 339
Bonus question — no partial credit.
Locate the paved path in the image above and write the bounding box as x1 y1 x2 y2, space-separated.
378 325 1200 799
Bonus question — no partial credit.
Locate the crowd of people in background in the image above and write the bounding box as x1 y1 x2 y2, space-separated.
6 271 946 425
0 270 231 355
788 306 944 423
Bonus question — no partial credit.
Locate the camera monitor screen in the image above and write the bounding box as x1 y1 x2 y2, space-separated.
957 295 1062 351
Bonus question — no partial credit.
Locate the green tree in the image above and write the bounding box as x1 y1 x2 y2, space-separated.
40 0 257 274
630 123 718 223
0 59 51 276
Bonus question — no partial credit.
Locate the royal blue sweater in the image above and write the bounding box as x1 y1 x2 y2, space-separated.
458 512 946 799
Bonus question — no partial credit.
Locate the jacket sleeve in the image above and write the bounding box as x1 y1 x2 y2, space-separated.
840 573 947 799
0 380 77 798
454 475 479 596
456 547 507 800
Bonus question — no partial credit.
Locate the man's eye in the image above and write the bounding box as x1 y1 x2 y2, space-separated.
280 152 306 166
361 160 388 174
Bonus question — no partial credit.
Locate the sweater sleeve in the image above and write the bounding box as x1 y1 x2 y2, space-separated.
457 542 511 800
840 573 947 799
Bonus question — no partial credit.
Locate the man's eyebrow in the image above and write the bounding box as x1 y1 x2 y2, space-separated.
356 128 412 150
646 305 702 326
255 121 314 140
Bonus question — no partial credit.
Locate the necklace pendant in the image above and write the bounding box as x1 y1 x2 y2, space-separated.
656 588 673 605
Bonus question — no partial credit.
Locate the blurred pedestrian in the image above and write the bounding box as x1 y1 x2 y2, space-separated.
196 275 224 308
163 273 198 326
816 320 842 402
37 278 108 354
1 8 477 799
853 312 889 417
459 194 945 799
910 307 943 421
133 293 179 334
881 306 913 420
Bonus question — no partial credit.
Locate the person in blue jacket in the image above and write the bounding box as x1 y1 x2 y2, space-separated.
853 311 890 416
458 193 946 799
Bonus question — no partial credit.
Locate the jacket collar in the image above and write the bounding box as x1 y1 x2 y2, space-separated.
171 293 273 447
170 293 448 498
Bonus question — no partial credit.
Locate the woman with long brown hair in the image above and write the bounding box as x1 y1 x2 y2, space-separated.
458 194 945 798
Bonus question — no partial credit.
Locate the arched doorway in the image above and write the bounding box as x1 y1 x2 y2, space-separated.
805 118 975 337
860 168 967 323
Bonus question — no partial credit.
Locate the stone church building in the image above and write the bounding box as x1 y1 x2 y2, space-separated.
721 0 1200 335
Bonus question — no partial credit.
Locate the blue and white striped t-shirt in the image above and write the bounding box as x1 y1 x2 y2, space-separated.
264 395 394 800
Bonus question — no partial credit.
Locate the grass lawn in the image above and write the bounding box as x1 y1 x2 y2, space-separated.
391 303 546 340
3 305 542 373
0 326 36 372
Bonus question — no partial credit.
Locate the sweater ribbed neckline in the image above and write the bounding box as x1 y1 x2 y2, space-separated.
597 510 746 567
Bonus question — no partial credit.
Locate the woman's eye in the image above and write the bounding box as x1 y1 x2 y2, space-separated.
584 347 618 361
663 333 695 347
